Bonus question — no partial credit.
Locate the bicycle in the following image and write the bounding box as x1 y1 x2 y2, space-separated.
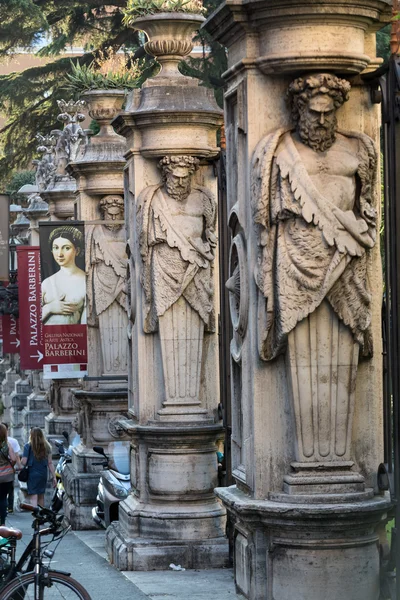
0 502 91 599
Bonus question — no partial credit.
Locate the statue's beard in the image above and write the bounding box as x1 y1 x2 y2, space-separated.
104 222 122 231
165 180 191 202
298 117 337 152
103 211 123 230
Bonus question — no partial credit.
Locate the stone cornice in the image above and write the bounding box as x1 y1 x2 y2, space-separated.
204 0 392 46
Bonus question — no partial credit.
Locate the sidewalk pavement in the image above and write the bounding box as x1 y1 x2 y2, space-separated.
5 510 242 600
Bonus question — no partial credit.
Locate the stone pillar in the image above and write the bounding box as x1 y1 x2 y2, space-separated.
14 184 52 444
9 378 32 443
105 11 228 570
62 90 130 529
21 371 51 442
205 2 392 600
1 368 20 425
35 102 87 444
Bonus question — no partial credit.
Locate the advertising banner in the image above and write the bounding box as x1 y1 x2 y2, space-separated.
17 246 44 370
0 195 9 282
3 314 19 354
39 222 87 379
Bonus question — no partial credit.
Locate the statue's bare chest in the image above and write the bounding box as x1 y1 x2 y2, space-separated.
293 138 360 211
162 192 204 239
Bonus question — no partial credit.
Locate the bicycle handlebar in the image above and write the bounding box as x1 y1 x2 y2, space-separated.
20 503 64 530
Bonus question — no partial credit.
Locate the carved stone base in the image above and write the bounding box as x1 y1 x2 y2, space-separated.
45 379 82 450
1 368 19 425
157 406 212 422
106 421 228 570
106 520 229 571
21 389 51 444
45 413 77 452
217 486 391 600
10 379 33 444
63 477 101 530
62 445 104 530
277 460 368 500
62 388 129 530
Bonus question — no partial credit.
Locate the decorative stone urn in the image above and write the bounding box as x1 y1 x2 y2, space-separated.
81 89 126 143
121 12 221 158
71 90 127 199
132 13 205 79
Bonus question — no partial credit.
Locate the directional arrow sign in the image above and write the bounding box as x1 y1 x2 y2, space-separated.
17 247 44 370
30 350 43 362
3 315 19 354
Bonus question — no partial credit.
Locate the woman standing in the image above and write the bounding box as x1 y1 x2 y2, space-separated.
0 424 17 525
21 428 57 507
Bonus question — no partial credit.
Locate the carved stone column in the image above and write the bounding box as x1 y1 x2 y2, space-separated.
105 12 228 571
205 2 392 599
21 371 51 441
36 102 87 445
62 90 130 529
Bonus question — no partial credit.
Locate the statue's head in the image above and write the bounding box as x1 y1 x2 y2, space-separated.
288 73 351 152
100 195 124 222
159 155 199 202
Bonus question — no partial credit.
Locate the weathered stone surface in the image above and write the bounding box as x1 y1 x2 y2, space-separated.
205 0 391 597
106 10 227 569
217 486 391 600
62 89 129 529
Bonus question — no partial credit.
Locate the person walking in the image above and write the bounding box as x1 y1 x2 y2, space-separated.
21 428 57 507
2 423 21 514
0 424 17 525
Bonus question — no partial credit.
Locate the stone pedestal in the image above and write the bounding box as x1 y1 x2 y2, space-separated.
10 378 32 443
205 1 392 598
0 358 10 384
61 90 129 529
21 372 51 443
62 386 129 529
106 423 227 570
105 12 228 570
44 379 81 450
218 486 390 600
1 367 19 424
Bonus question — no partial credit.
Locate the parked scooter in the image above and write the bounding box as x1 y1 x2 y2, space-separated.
51 431 80 513
92 441 130 528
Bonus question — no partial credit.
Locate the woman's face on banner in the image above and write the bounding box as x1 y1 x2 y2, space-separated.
51 236 78 268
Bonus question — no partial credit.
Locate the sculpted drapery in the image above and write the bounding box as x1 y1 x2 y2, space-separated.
138 157 217 334
137 155 217 409
252 74 378 363
86 195 128 375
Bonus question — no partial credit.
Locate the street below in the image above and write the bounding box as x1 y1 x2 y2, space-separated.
4 510 239 600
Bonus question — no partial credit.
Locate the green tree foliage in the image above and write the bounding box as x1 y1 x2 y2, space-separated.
5 169 35 203
376 25 391 62
0 0 225 183
181 0 226 107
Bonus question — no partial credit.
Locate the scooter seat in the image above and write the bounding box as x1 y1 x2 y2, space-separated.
0 527 22 540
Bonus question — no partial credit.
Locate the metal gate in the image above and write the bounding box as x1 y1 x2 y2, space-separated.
356 54 400 600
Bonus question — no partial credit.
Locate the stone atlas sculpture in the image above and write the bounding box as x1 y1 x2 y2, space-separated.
252 73 377 484
86 195 128 376
138 155 217 410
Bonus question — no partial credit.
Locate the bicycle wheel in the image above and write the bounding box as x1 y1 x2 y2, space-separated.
0 571 92 599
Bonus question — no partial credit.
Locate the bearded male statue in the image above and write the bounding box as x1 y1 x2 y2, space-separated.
138 155 217 413
252 74 377 475
86 195 128 376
